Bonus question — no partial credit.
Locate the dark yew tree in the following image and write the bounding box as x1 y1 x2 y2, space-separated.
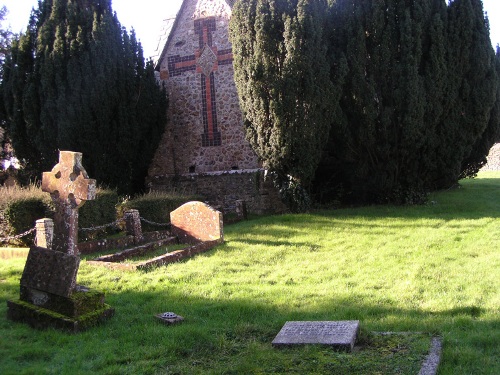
316 0 431 203
231 0 498 206
461 45 500 177
315 0 498 204
0 0 167 194
0 6 14 166
0 6 12 63
0 13 38 177
451 1 499 180
230 0 335 211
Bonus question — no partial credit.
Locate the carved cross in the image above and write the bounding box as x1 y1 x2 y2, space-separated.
166 17 233 147
42 151 96 255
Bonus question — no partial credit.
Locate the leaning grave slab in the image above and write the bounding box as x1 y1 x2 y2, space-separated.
7 151 114 332
87 201 224 271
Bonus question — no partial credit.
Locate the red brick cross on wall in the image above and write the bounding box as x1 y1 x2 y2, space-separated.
167 18 233 147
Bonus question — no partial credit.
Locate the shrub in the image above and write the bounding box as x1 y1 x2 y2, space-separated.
0 183 49 211
3 198 52 246
78 188 120 242
0 184 52 246
0 184 119 245
118 191 203 233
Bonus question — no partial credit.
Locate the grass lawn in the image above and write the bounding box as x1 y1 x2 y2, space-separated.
0 172 499 374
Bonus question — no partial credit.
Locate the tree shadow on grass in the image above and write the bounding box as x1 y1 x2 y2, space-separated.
1 274 499 374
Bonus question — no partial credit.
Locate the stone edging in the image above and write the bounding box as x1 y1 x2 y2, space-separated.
87 239 223 271
418 337 442 375
373 332 442 375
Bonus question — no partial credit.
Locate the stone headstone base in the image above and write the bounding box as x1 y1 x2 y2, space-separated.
19 285 107 317
7 286 114 332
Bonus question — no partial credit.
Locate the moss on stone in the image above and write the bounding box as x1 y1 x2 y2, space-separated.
11 299 69 320
70 288 105 315
7 292 114 332
75 304 115 331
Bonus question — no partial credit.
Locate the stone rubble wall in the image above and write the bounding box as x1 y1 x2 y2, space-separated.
149 0 259 177
482 143 500 171
147 169 287 215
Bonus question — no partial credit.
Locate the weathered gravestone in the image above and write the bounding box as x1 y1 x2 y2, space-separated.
170 201 223 244
7 151 114 332
87 201 224 271
272 321 360 351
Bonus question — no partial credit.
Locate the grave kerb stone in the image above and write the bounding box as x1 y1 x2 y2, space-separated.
235 200 248 220
35 218 54 250
124 209 144 244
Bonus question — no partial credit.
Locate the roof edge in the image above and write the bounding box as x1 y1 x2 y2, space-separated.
155 0 189 71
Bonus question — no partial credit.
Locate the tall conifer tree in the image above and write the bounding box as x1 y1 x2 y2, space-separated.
0 0 167 194
231 0 498 205
315 0 498 203
230 0 334 211
0 6 14 165
0 6 12 64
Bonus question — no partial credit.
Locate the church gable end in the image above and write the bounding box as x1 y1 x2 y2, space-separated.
149 0 258 177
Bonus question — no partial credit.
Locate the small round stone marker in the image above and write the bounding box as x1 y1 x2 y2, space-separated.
161 312 177 319
155 311 184 325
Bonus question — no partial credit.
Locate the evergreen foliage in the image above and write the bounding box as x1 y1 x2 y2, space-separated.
0 0 167 195
315 0 499 204
0 6 13 165
230 0 335 211
232 0 498 206
0 6 12 63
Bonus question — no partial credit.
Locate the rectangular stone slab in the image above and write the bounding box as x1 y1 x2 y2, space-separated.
272 321 360 351
7 299 115 333
20 247 79 298
20 285 106 317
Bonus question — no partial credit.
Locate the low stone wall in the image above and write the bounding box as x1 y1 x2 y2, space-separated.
147 169 287 215
482 143 500 171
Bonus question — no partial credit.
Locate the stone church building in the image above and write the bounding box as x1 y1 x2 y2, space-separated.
147 0 285 214
145 0 500 213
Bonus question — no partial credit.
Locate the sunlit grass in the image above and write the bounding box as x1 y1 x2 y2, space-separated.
0 172 498 374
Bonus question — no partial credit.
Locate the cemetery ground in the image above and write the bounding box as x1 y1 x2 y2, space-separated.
0 172 499 374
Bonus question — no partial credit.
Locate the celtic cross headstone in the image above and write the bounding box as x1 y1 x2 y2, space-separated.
7 151 114 331
41 151 96 255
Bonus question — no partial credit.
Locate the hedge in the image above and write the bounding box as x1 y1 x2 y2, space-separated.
0 185 118 245
78 189 120 241
3 198 51 246
118 191 203 233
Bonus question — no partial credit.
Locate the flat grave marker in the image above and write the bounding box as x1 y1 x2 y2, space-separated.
272 320 360 351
